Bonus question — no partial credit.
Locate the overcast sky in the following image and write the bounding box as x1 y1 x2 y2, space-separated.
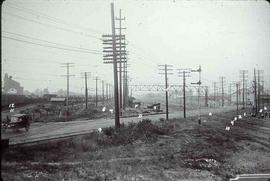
2 0 270 94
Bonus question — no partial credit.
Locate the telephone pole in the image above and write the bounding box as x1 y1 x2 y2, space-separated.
102 3 127 128
116 9 127 115
213 82 218 107
93 76 100 107
61 63 75 115
191 65 202 123
205 86 208 107
236 82 239 114
219 76 225 107
106 83 109 102
158 64 173 120
228 83 232 105
257 70 264 111
253 68 258 114
239 70 248 109
178 69 191 118
102 80 105 104
80 72 91 109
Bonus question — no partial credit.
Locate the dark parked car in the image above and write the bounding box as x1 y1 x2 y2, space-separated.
2 114 31 132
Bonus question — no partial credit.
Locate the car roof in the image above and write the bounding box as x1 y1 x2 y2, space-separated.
11 114 29 117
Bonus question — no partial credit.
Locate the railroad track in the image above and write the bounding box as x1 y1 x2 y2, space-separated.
3 107 238 147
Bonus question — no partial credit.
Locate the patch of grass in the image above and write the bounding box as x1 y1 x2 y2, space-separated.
97 119 170 146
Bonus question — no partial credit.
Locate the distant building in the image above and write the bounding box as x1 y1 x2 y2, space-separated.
50 97 66 106
43 94 57 101
3 73 24 95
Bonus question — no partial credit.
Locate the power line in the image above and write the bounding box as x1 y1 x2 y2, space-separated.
4 3 104 36
3 35 103 55
3 31 102 53
3 12 102 41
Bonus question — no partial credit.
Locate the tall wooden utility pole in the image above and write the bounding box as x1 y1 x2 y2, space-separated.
205 86 208 107
106 83 109 102
178 69 191 118
253 68 257 114
93 76 100 107
80 72 91 109
102 80 105 104
220 76 225 107
239 70 248 109
213 82 218 107
191 65 202 123
258 70 260 111
61 63 75 115
236 82 239 114
112 1 120 128
101 3 127 128
229 83 232 105
116 9 126 115
159 64 173 120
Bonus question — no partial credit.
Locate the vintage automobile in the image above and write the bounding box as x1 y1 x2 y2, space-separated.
2 114 31 132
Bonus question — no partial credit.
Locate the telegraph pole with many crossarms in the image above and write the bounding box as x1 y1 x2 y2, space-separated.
101 3 127 128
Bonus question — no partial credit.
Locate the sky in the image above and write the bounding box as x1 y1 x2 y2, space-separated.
1 0 270 95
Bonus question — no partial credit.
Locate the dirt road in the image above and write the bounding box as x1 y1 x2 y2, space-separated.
2 106 236 145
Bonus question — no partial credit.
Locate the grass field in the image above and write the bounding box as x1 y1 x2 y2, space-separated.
2 110 270 181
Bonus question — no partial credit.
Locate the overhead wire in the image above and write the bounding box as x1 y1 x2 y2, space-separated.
3 35 103 55
2 30 102 54
5 2 104 35
3 12 102 41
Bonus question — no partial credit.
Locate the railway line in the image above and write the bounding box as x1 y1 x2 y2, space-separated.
2 106 237 147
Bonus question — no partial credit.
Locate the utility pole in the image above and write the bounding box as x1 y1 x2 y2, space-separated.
219 76 225 107
213 82 218 107
257 70 264 112
158 64 173 120
239 70 248 109
205 86 208 107
106 83 109 102
178 69 191 118
236 82 239 114
101 3 127 128
229 83 232 105
253 68 258 114
61 63 75 115
123 62 129 110
93 76 100 107
80 72 91 109
191 65 202 123
102 80 105 104
116 9 127 115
